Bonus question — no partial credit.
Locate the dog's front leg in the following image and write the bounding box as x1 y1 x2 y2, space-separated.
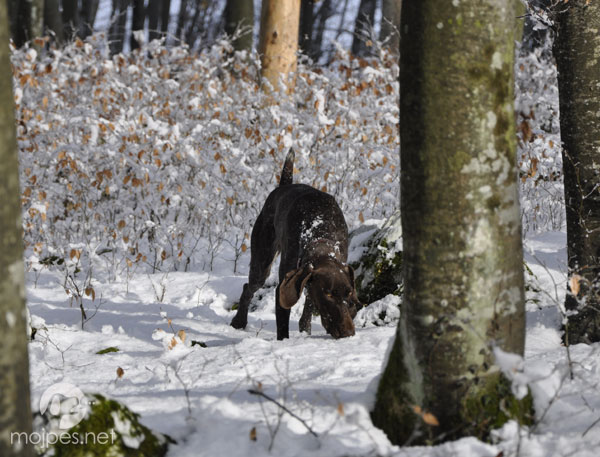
299 296 313 335
275 284 291 340
231 283 253 329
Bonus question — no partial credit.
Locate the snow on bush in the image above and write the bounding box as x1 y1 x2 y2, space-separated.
12 34 399 294
515 37 564 233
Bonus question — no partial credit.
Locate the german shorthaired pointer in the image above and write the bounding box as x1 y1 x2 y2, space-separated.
230 150 360 339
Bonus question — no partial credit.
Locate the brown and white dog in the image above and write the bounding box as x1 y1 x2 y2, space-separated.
230 150 361 339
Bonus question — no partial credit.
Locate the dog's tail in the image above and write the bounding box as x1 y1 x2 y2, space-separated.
279 149 295 187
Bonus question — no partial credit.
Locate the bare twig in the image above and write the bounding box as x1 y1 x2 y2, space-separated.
247 388 318 438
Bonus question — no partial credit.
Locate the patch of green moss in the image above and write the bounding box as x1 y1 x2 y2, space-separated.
39 394 173 457
461 373 534 440
351 212 403 305
96 347 119 355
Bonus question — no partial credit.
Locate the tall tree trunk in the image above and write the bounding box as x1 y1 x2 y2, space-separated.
61 0 79 40
109 0 129 55
258 0 301 91
148 0 161 42
299 0 314 58
44 0 63 44
176 0 188 43
30 0 44 42
160 0 171 37
7 0 30 47
0 2 34 455
554 1 600 344
224 0 254 52
380 0 401 56
79 0 99 39
311 0 331 62
371 0 531 444
351 0 376 57
130 0 145 50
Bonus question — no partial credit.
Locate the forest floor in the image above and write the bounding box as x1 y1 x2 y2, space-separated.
26 225 600 457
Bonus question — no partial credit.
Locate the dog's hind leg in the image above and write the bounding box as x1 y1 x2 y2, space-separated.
231 212 277 330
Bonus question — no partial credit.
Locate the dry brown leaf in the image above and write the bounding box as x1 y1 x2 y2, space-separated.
249 427 257 441
569 274 582 296
177 329 186 343
116 367 124 378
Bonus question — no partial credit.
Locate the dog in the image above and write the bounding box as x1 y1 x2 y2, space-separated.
230 150 361 340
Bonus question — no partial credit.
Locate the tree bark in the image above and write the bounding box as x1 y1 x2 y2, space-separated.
160 0 171 36
258 0 301 91
30 0 44 42
79 0 99 39
61 0 79 40
148 0 161 42
351 0 376 57
44 0 63 44
554 1 600 344
7 0 30 47
0 2 34 455
224 0 254 52
109 0 129 55
380 0 401 56
371 0 530 444
299 0 314 58
130 0 146 50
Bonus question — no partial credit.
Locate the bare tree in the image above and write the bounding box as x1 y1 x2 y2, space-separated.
371 0 531 444
224 0 254 52
351 0 376 57
258 0 301 91
380 0 401 56
0 1 34 455
553 0 600 344
109 0 129 55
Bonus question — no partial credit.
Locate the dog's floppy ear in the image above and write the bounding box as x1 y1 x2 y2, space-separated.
279 264 314 309
345 264 355 283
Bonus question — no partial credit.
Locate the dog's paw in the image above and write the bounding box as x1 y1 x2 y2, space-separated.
230 315 247 330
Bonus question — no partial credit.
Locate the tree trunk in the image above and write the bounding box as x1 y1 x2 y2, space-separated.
61 0 79 40
380 0 401 56
0 2 34 455
351 0 376 57
30 0 44 42
8 0 30 47
258 0 301 91
371 0 531 444
44 0 63 44
148 0 161 42
224 0 254 52
175 0 188 43
109 0 129 55
130 0 146 50
79 0 99 39
299 0 314 58
554 1 600 344
312 0 332 61
160 0 171 37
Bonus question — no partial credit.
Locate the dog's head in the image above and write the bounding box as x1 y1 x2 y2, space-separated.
279 258 360 338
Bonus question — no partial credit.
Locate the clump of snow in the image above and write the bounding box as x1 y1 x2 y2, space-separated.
354 294 401 327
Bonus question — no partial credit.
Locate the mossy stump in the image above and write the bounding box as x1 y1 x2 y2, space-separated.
37 394 172 457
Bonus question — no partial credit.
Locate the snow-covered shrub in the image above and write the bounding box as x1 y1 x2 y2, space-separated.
515 36 564 233
12 34 399 288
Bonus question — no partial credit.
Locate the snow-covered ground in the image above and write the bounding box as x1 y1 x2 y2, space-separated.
25 228 600 457
13 27 600 457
